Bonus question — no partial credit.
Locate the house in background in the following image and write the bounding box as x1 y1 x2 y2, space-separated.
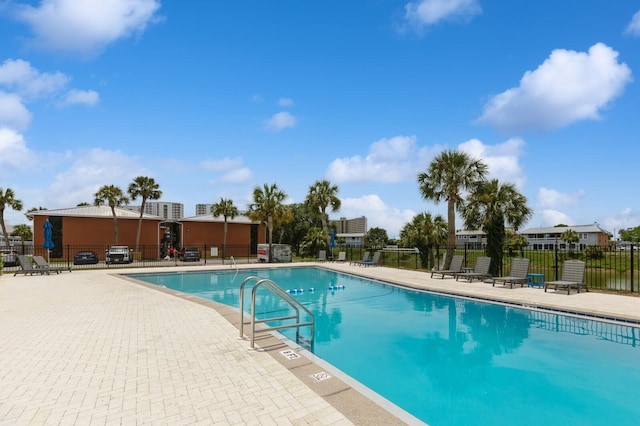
30 206 163 259
29 206 264 260
455 229 486 249
454 223 611 250
519 223 611 250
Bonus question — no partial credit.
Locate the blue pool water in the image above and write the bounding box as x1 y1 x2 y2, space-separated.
130 267 640 426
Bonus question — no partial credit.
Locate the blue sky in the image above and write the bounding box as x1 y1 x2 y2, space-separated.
1 0 639 238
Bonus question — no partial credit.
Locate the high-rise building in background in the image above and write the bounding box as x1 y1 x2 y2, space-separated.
125 202 184 220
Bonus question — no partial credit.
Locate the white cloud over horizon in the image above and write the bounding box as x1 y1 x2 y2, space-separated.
536 187 586 209
540 209 572 227
339 194 416 238
326 135 439 184
476 43 632 133
48 149 150 207
12 0 162 55
458 137 526 188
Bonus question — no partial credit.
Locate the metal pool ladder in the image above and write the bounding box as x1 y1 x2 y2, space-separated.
239 276 315 350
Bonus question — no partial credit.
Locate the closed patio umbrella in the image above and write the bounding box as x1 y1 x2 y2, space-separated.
43 218 54 261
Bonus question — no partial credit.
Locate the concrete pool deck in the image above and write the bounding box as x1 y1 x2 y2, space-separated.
2 263 640 425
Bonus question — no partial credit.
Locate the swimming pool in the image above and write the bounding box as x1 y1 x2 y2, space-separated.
130 267 640 425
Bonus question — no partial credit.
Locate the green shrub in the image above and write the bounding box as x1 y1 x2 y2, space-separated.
585 244 605 260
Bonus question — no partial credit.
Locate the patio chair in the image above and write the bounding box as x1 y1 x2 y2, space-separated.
33 255 70 274
544 260 587 294
13 255 49 276
350 251 370 266
354 251 381 267
316 250 327 262
430 255 464 279
492 258 530 288
335 251 346 262
456 256 492 282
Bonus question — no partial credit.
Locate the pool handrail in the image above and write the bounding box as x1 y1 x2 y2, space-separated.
239 276 315 349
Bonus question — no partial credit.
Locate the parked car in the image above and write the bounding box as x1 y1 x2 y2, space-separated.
180 247 200 262
105 246 133 264
0 248 18 267
73 251 99 265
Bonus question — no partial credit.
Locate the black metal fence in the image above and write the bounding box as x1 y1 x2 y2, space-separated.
4 242 639 293
1 244 258 272
361 245 640 292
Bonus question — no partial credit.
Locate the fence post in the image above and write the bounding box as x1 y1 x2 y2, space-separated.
554 245 559 280
631 245 635 292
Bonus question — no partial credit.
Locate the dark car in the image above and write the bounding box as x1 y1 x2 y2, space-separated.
73 251 99 265
180 247 200 262
0 248 18 267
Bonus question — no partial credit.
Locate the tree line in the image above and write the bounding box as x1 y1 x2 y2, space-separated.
2 149 537 271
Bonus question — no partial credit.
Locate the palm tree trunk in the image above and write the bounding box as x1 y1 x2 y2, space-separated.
445 199 456 269
268 215 273 263
321 211 330 247
135 199 146 252
223 220 228 259
0 209 10 247
111 206 119 244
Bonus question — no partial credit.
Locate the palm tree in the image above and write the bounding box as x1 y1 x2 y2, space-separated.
303 226 326 257
417 150 488 269
400 212 447 269
128 176 162 252
305 180 341 248
94 185 130 244
11 224 33 242
561 229 579 253
0 187 23 247
25 206 47 221
211 198 239 259
247 183 287 263
462 179 532 276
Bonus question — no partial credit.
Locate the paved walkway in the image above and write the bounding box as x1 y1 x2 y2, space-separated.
2 263 640 425
0 268 355 425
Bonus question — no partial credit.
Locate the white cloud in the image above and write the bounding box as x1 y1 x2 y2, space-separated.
219 167 253 185
198 157 253 185
48 149 148 207
404 0 481 28
476 43 632 132
541 209 572 226
626 10 640 36
58 89 99 107
0 92 32 131
265 111 297 131
339 194 416 238
13 0 162 55
600 208 640 237
278 97 294 107
0 127 32 170
199 157 244 172
537 187 586 209
0 59 69 99
326 135 438 184
458 137 526 188
0 60 97 130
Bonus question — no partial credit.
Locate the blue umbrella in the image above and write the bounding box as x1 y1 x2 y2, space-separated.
43 218 55 254
330 229 335 248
